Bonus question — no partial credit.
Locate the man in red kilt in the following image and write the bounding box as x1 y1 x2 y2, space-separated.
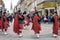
52 12 59 37
32 12 41 38
23 11 29 29
2 12 9 35
13 12 24 37
13 13 19 34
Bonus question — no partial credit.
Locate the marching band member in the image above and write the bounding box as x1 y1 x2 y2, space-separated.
23 11 29 29
2 12 9 35
13 12 24 37
52 12 59 37
32 12 41 38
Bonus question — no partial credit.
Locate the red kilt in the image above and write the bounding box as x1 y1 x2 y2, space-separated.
13 17 19 33
32 24 41 33
19 24 23 30
2 16 9 30
53 15 59 35
14 23 23 34
13 14 23 34
13 22 23 34
32 15 41 33
3 22 8 29
53 23 59 35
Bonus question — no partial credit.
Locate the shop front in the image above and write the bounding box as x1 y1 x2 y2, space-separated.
37 2 57 16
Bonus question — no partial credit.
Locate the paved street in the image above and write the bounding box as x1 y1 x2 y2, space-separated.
0 0 60 40
0 22 60 40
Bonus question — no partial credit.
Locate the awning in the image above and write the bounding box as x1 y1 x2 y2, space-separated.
37 2 57 10
43 2 56 8
37 4 44 10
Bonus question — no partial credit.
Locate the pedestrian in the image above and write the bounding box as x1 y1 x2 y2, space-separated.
9 14 13 22
48 14 51 23
43 15 47 23
2 12 9 35
52 12 59 37
32 12 41 38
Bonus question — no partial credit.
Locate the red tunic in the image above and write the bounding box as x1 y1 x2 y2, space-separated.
19 24 23 30
13 14 19 33
13 13 23 34
32 15 41 33
3 16 9 30
53 15 59 35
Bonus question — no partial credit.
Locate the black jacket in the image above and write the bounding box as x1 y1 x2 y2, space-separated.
51 17 55 23
18 15 24 24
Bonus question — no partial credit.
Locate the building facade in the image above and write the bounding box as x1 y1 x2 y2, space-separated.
14 0 60 15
